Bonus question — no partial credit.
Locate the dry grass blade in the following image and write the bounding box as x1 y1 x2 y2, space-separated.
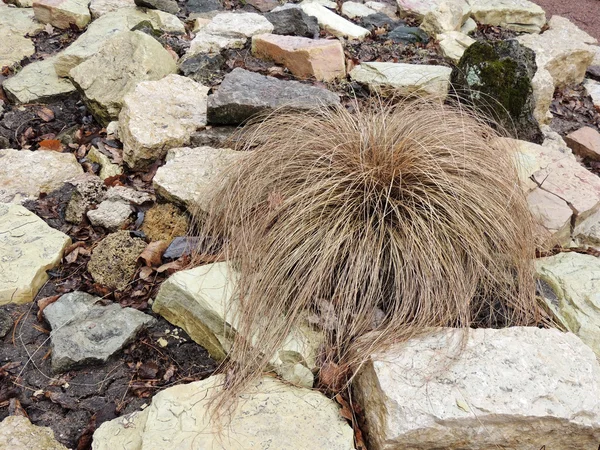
193 97 542 415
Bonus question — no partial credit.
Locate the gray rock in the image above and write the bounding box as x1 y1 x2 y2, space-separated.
134 0 179 14
0 307 13 338
44 291 155 372
450 39 543 144
360 12 399 30
64 173 106 223
186 0 222 14
179 53 225 85
190 126 237 148
388 25 429 43
162 236 200 259
207 68 340 125
87 199 132 230
264 7 320 38
105 186 154 205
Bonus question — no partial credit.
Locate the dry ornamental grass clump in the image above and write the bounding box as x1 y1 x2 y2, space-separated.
195 98 542 411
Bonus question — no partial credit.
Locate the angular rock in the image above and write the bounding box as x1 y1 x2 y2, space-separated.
64 173 106 223
585 78 600 109
0 415 68 450
437 30 475 62
531 66 554 124
0 34 35 69
153 146 242 211
468 0 546 33
360 12 398 31
178 53 225 85
420 0 469 35
69 30 177 125
300 1 370 40
87 199 132 230
134 0 178 14
252 34 346 81
186 0 222 14
450 39 543 144
246 0 278 13
264 7 320 38
89 0 135 18
341 1 376 19
574 209 600 247
145 9 185 34
350 62 451 97
87 230 147 290
44 291 155 372
565 126 600 161
93 375 354 450
397 0 467 20
354 327 600 450
33 0 91 29
207 68 340 125
0 4 45 35
0 149 83 204
86 146 123 180
461 16 477 33
187 12 274 56
104 185 153 205
527 187 572 245
190 125 237 148
536 253 600 357
119 74 209 170
388 25 429 43
517 17 597 88
0 203 71 305
3 57 76 104
364 1 397 19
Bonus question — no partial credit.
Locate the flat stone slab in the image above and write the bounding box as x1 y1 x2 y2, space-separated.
300 1 369 40
43 291 155 372
119 74 209 170
565 126 600 161
153 146 242 211
396 0 466 19
437 30 475 62
350 62 452 97
93 375 354 450
0 149 83 204
207 67 340 125
69 30 177 125
355 327 600 450
33 0 92 30
3 57 76 104
252 34 346 81
264 7 320 38
420 0 469 35
89 0 135 18
0 415 68 450
468 0 546 33
0 203 71 305
1 33 35 69
0 5 46 36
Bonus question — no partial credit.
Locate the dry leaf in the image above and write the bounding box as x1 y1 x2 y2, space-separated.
139 241 169 267
335 394 353 421
38 139 63 152
37 107 55 122
139 266 154 281
156 259 187 275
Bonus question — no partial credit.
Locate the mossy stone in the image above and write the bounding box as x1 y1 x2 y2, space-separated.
141 202 189 244
450 39 543 144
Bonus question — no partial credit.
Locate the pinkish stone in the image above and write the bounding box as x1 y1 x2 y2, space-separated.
565 126 600 162
252 34 346 82
33 0 91 29
527 187 573 246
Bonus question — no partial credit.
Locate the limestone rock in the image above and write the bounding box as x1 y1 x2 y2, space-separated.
350 62 451 97
186 12 274 56
119 74 209 170
461 16 477 33
397 0 467 20
531 66 554 124
468 0 546 33
574 209 600 247
145 9 185 34
547 15 598 45
517 17 596 88
437 30 475 62
92 375 354 450
153 146 241 211
0 5 45 35
0 203 71 305
536 253 600 357
87 199 132 230
207 68 340 125
0 34 35 69
87 230 147 290
69 30 177 125
585 78 600 109
86 146 123 180
89 0 135 18
420 0 469 35
0 415 68 450
3 57 76 104
450 39 543 144
264 7 320 38
33 0 91 29
104 186 153 205
341 1 376 19
64 173 106 223
0 149 83 204
44 291 155 372
300 1 370 40
364 1 397 19
134 0 178 14
252 34 346 81
565 126 600 161
354 327 600 450
527 187 572 245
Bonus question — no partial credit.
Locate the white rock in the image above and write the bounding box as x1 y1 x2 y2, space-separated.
468 0 546 33
460 16 477 33
93 375 354 450
354 327 600 450
437 30 475 62
0 149 83 204
0 203 71 305
0 415 68 450
350 62 452 97
87 199 132 230
33 0 92 30
585 78 600 109
89 0 135 18
527 187 572 245
301 1 370 40
593 45 600 66
341 1 376 19
0 5 45 35
3 57 76 104
153 146 242 212
187 12 274 56
421 0 469 35
531 66 554 124
397 0 467 20
0 34 35 69
574 208 600 246
146 9 185 34
548 15 598 45
364 1 397 19
86 146 123 180
119 74 209 170
104 186 153 205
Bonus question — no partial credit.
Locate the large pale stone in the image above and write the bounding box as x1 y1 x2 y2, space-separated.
187 12 274 56
153 146 242 211
527 187 572 245
0 415 68 450
517 17 596 88
3 57 76 104
397 0 467 20
354 327 600 450
468 0 546 33
93 375 354 450
420 0 469 35
585 78 600 109
69 30 177 125
89 0 135 18
146 9 185 34
574 209 600 247
119 74 209 170
252 33 346 81
340 1 376 19
33 0 91 29
0 34 35 69
0 5 46 36
565 126 600 161
350 62 452 97
536 253 600 357
437 30 475 62
0 149 83 203
300 1 370 40
531 66 554 124
0 203 71 305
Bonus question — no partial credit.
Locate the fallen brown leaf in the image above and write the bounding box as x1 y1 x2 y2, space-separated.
38 139 63 152
139 266 154 281
37 107 55 122
139 241 169 267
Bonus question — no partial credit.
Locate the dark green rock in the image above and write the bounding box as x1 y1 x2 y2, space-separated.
450 39 543 144
388 26 428 44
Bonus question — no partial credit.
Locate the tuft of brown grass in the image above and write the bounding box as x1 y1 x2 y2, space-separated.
194 97 542 412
